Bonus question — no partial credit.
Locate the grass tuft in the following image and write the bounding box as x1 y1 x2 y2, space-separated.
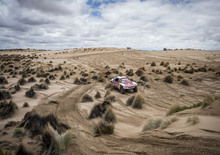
103 108 116 123
143 119 162 131
93 121 114 137
186 116 199 125
94 91 101 99
131 94 145 109
81 94 93 102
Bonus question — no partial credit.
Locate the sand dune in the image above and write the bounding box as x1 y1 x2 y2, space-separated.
0 48 220 154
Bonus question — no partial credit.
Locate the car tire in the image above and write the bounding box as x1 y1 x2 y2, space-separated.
120 86 125 94
133 87 138 92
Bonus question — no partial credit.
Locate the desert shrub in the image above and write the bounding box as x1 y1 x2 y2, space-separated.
167 104 185 115
42 125 72 155
163 62 169 67
25 88 36 98
93 121 114 136
0 100 17 119
14 84 21 91
0 149 12 155
19 112 70 137
28 77 36 82
160 117 177 129
23 102 29 108
126 95 135 106
103 108 116 123
15 144 32 155
94 91 101 99
81 94 93 102
151 62 156 66
160 120 171 129
91 75 98 80
88 101 111 119
0 76 8 84
180 79 190 86
186 116 199 125
140 76 148 82
131 94 145 109
32 83 48 90
105 83 113 90
164 75 173 83
104 90 111 97
126 69 134 76
135 68 144 76
45 78 50 84
60 75 65 80
0 90 11 100
105 95 116 102
13 128 24 137
74 77 81 84
167 99 214 115
160 61 164 66
178 62 181 65
143 119 162 131
49 75 56 80
18 78 27 85
74 77 89 85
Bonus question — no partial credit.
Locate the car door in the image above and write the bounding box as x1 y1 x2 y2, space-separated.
113 78 120 89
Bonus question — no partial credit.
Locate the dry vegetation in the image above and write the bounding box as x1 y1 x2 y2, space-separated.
0 48 219 154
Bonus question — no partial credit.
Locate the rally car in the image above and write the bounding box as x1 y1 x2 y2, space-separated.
111 76 138 94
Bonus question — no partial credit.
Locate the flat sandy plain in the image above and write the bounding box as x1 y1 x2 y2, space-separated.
0 48 220 154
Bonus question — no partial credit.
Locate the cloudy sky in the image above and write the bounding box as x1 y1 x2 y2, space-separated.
0 0 220 50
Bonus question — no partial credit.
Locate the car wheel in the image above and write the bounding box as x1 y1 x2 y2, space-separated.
133 87 138 92
120 86 125 94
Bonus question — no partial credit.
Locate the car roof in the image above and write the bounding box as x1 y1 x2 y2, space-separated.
115 76 128 79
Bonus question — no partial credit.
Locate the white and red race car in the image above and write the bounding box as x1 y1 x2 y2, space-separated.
111 76 138 94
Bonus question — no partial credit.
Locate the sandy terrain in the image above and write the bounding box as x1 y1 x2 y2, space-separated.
0 48 220 154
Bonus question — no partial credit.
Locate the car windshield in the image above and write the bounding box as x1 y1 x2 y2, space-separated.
121 79 131 84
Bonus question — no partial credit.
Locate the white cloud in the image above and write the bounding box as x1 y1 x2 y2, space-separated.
0 0 220 50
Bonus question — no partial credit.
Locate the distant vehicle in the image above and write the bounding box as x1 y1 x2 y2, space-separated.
111 76 138 94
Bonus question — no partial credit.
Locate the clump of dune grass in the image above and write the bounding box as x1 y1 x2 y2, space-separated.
81 94 93 102
186 116 199 125
135 68 145 76
93 121 114 136
151 62 156 66
105 95 116 102
103 108 116 123
94 91 101 99
23 102 29 108
180 79 190 86
0 76 8 84
126 95 135 106
18 78 27 85
164 75 173 83
104 90 111 97
140 76 148 82
25 88 36 98
15 144 32 155
0 100 18 119
142 119 162 131
166 97 216 115
42 124 72 155
105 83 113 90
160 117 178 129
131 94 145 109
0 149 12 155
